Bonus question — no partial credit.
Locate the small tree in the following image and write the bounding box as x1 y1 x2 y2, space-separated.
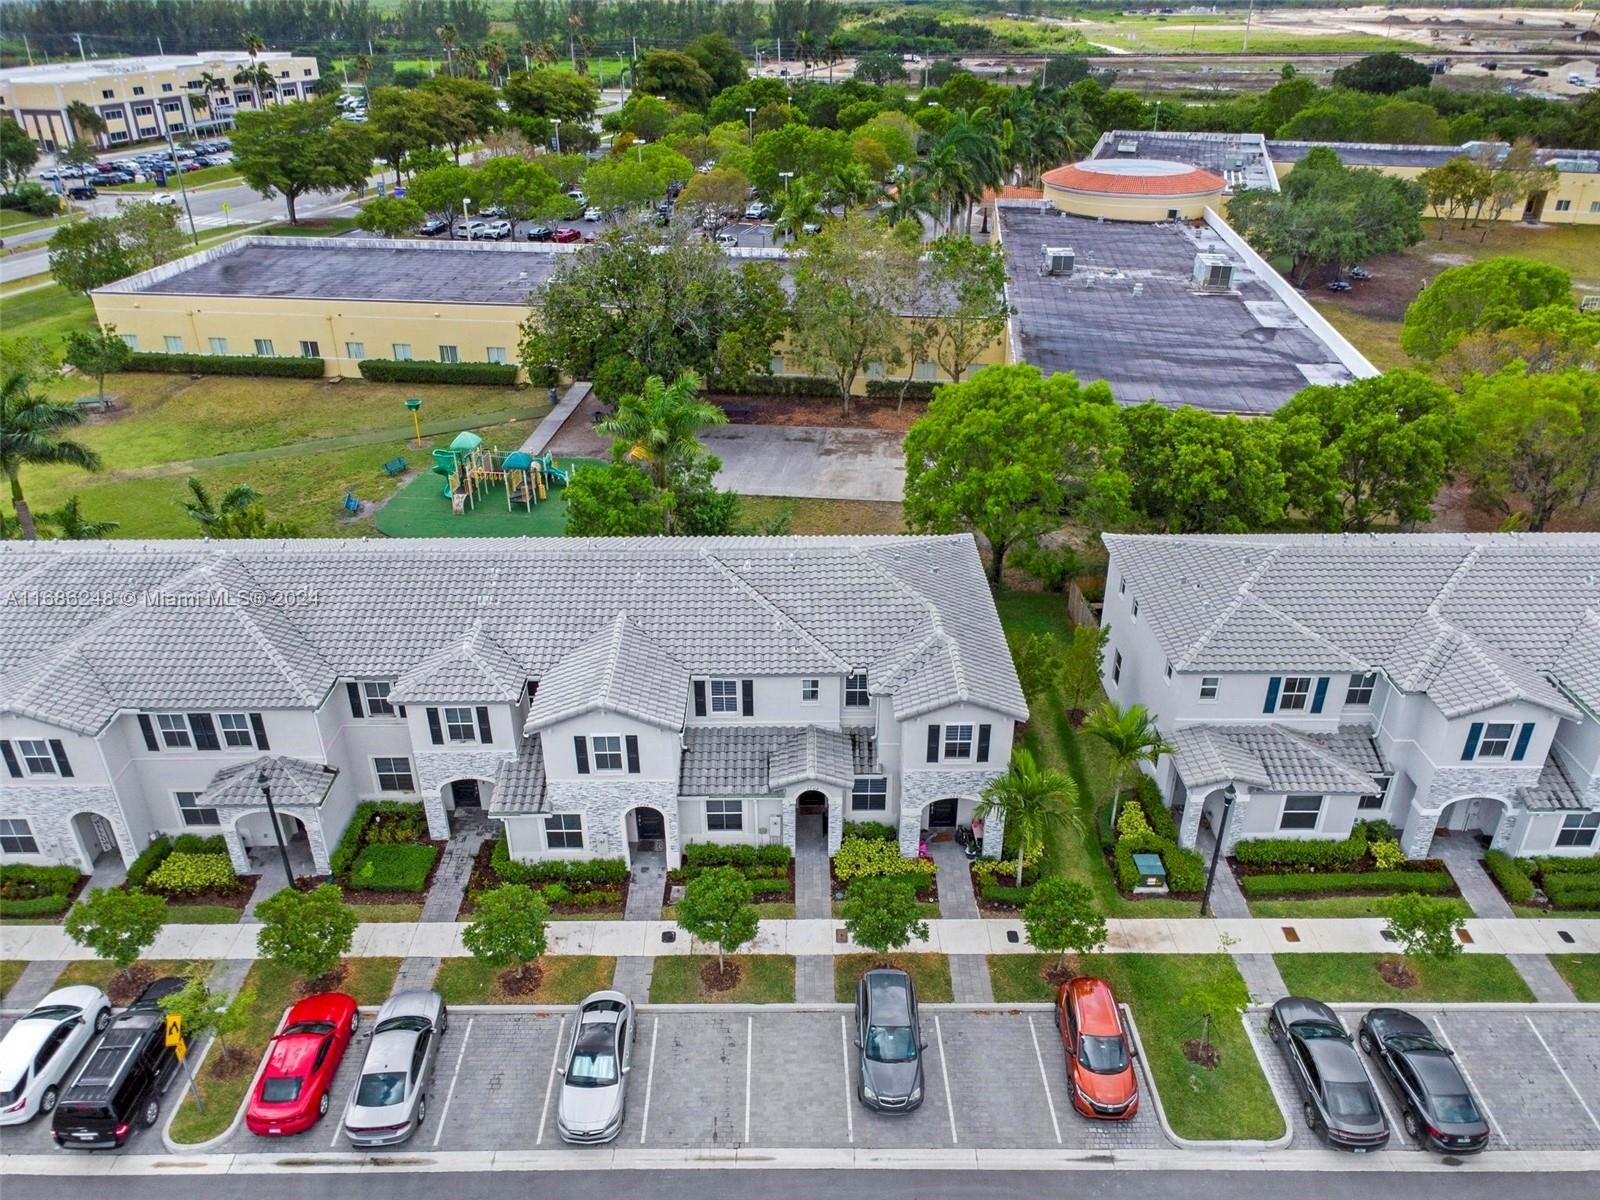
63 325 132 403
1179 936 1249 1067
1083 702 1173 831
158 963 257 1073
976 749 1076 886
1058 624 1108 726
1381 892 1464 987
462 883 551 982
841 875 929 965
1022 877 1106 973
64 886 167 972
355 196 426 238
674 866 759 980
1007 630 1063 703
255 883 357 986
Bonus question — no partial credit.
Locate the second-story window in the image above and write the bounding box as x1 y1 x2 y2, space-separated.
709 678 739 714
1345 672 1377 706
218 713 253 747
443 707 476 742
592 735 624 771
1276 677 1312 712
845 673 870 707
1112 651 1123 685
374 757 415 792
1200 676 1219 701
1476 723 1514 759
18 740 56 775
943 724 973 760
801 678 819 703
362 681 395 716
156 713 192 748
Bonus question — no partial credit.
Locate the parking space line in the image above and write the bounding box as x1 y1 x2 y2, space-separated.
433 1016 474 1148
1525 1014 1600 1135
839 1015 854 1144
638 1016 658 1145
1026 1015 1063 1145
1360 1045 1410 1149
933 1014 957 1145
536 1015 567 1146
1428 1017 1503 1144
743 1015 753 1146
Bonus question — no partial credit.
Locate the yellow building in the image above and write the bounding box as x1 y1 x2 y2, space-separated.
0 51 319 150
91 237 1008 394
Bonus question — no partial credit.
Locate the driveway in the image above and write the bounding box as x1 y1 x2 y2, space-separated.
702 425 906 502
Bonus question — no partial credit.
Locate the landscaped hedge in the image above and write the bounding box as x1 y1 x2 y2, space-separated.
1238 870 1455 898
350 843 438 892
489 835 628 886
538 884 623 908
1113 837 1206 894
127 836 176 887
145 852 241 897
0 864 81 918
1538 859 1600 909
863 379 936 403
682 842 791 870
1484 850 1535 904
358 359 519 385
842 821 897 843
833 835 936 897
1538 856 1600 877
711 374 839 399
126 352 325 378
1134 778 1180 843
331 801 428 876
980 881 1035 907
1234 824 1370 870
972 856 1041 887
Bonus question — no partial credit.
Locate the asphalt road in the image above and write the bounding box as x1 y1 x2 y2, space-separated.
13 1169 1600 1200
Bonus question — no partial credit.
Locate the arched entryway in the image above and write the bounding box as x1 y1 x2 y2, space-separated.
69 812 126 884
234 809 315 884
796 789 829 834
925 798 959 829
1433 795 1510 848
437 776 496 837
627 805 666 854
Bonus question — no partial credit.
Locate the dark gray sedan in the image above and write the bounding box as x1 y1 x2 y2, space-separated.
854 968 925 1112
342 991 447 1147
1268 997 1389 1152
1358 1008 1489 1153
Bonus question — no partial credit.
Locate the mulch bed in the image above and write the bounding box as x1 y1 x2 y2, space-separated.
301 963 349 996
708 392 926 432
499 964 544 996
158 877 259 912
107 965 158 1006
1377 958 1419 990
455 840 630 919
1183 1039 1221 1069
700 959 742 993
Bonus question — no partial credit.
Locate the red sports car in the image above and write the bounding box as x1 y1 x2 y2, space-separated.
551 227 582 243
245 992 359 1136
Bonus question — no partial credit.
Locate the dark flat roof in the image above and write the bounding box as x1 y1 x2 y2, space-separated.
998 207 1356 414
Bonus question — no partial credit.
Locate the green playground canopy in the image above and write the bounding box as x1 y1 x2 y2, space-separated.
503 451 533 470
449 431 484 452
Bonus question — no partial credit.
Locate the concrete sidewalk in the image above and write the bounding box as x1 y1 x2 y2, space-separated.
5 915 1597 966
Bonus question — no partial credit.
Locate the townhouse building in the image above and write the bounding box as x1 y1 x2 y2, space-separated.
0 537 1025 881
1100 533 1600 861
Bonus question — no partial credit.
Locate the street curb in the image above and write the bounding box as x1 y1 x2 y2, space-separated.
160 1008 286 1154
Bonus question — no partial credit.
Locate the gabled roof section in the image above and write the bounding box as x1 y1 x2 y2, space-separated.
525 612 689 733
1386 611 1579 720
391 621 525 704
199 754 338 808
769 725 855 790
1169 724 1380 795
680 725 856 795
1554 611 1600 716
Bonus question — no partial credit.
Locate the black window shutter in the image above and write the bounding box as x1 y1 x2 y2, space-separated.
346 681 364 718
426 707 443 744
977 724 992 763
1511 722 1535 761
476 706 492 743
626 735 641 774
1461 721 1483 761
189 713 220 751
0 741 20 777
574 736 590 774
249 713 269 750
138 714 160 752
1310 677 1329 714
49 740 74 778
693 680 707 717
741 679 754 717
926 725 940 763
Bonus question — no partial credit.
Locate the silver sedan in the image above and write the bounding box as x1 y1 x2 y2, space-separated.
556 990 635 1143
342 990 447 1147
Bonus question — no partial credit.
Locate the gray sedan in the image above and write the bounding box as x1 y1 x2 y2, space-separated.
556 990 634 1143
1269 997 1389 1152
855 968 925 1112
342 991 447 1147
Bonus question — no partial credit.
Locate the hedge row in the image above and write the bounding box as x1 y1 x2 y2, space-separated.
126 833 227 887
1134 779 1180 843
682 842 791 870
842 821 897 843
126 352 325 378
358 358 519 385
1538 856 1600 877
490 835 628 886
980 882 1034 907
0 864 81 918
0 892 75 917
1113 837 1206 894
971 858 1041 887
1234 823 1370 870
711 373 838 399
863 379 936 403
350 843 439 892
331 801 427 876
147 852 242 897
1238 870 1455 898
1484 850 1535 904
540 885 622 908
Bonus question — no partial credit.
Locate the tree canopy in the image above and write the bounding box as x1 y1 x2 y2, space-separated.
1120 403 1289 534
1332 52 1433 96
1401 257 1573 361
232 96 374 223
1459 365 1600 531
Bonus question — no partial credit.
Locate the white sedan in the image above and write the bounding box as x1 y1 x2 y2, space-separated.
555 991 634 1143
0 986 113 1125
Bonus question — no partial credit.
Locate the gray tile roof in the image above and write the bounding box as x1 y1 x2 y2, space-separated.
680 725 862 795
1106 533 1600 721
1518 754 1584 812
1170 723 1380 795
199 754 339 808
769 725 856 790
0 536 1022 736
525 612 691 733
391 621 525 704
491 737 548 814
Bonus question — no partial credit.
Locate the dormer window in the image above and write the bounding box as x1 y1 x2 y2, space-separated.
845 673 870 707
592 735 624 771
1345 672 1376 706
1476 723 1514 759
709 678 739 714
443 707 477 742
362 681 395 716
1276 677 1312 712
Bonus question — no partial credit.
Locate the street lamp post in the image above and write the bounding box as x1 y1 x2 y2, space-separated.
256 767 298 891
779 170 794 194
1199 784 1237 918
745 106 756 139
553 118 561 154
461 195 472 234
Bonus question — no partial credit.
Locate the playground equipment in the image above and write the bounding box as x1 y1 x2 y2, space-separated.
433 433 565 515
537 452 570 485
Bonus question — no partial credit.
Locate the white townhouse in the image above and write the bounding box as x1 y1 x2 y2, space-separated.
1099 533 1600 861
0 536 1025 878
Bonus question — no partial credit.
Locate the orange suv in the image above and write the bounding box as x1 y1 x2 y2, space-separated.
1056 977 1139 1120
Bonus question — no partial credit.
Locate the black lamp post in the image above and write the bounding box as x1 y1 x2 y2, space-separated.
1199 784 1237 918
257 767 297 890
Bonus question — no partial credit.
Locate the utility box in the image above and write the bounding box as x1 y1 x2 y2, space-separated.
1131 853 1168 894
1193 253 1234 292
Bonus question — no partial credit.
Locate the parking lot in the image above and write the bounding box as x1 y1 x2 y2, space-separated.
1247 1004 1600 1154
388 216 780 248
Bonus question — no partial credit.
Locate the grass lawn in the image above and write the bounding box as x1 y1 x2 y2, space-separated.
1274 953 1535 1003
990 953 1284 1142
263 216 363 237
162 904 242 924
375 456 606 538
0 960 27 998
1248 896 1474 921
0 208 63 234
433 955 616 1004
0 283 95 347
650 955 796 1004
120 165 241 190
341 956 405 1006
736 495 905 536
1514 905 1600 920
54 958 204 990
348 902 424 923
1311 303 1408 373
1551 956 1600 1003
833 953 953 1004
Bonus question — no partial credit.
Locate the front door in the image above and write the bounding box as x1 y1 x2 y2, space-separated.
634 808 664 841
90 815 116 854
927 799 958 828
450 779 481 809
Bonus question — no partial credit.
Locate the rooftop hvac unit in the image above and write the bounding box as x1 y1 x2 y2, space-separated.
1226 154 1245 170
1192 253 1234 292
1043 246 1074 276
1116 139 1138 155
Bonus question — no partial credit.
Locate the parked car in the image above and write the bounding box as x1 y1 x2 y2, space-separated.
552 227 583 243
1348 265 1372 281
1327 279 1352 292
565 189 586 206
65 184 98 200
0 986 113 1125
1268 997 1389 1152
744 201 769 220
582 206 603 222
526 225 555 241
342 991 447 1147
453 220 484 240
1358 1008 1489 1153
556 991 634 1143
479 205 507 218
246 992 360 1137
713 232 739 247
1055 977 1138 1120
51 977 185 1150
418 216 449 236
472 219 513 240
853 967 924 1112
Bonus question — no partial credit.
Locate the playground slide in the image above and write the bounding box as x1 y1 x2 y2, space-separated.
539 453 569 485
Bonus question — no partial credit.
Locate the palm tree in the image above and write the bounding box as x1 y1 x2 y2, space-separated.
936 107 1004 233
1 371 103 541
1083 702 1174 832
885 169 938 232
352 54 372 106
483 43 508 88
182 477 260 531
823 33 846 84
41 495 117 540
241 31 267 108
772 179 824 240
66 100 108 145
520 39 538 73
436 23 459 77
822 162 875 219
975 749 1078 886
795 31 815 81
597 372 727 531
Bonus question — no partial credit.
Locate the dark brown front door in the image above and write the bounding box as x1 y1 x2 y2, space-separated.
927 799 958 828
634 808 664 840
450 779 481 808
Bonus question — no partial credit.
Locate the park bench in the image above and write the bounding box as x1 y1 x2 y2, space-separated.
74 396 115 414
381 456 408 476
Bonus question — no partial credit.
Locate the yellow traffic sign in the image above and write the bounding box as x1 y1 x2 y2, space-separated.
165 1012 182 1047
174 1037 187 1063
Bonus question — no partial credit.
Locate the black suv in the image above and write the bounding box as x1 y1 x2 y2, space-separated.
51 977 184 1149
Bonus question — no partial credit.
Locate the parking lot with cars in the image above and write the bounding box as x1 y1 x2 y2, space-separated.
1248 1004 1600 1155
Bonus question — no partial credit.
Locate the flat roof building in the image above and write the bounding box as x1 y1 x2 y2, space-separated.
1040 158 1228 223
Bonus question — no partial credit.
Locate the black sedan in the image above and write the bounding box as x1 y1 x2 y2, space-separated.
526 225 555 241
1268 997 1389 1152
1358 1008 1489 1153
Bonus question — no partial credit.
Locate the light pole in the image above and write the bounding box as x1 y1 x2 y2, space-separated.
745 106 756 139
553 118 561 154
256 767 297 890
460 194 473 235
779 170 794 194
1199 784 1237 918
160 122 200 246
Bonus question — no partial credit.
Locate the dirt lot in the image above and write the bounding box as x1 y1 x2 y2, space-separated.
710 393 928 433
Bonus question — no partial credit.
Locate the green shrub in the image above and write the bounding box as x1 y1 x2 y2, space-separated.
971 854 1041 886
0 864 81 916
863 378 936 403
682 842 792 870
1364 819 1396 843
1116 803 1152 842
146 852 242 897
710 373 838 398
1233 824 1369 870
332 801 428 876
747 878 792 898
125 352 324 378
1238 870 1454 898
1161 847 1207 894
1542 873 1600 909
1484 850 1535 903
489 836 628 887
1113 844 1142 892
127 836 174 887
349 843 438 892
1136 779 1180 843
358 358 518 385
832 836 938 884
1370 839 1406 871
2 181 62 216
1536 856 1600 877
560 888 624 908
172 833 227 855
980 881 1034 907
0 892 75 917
842 821 897 843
